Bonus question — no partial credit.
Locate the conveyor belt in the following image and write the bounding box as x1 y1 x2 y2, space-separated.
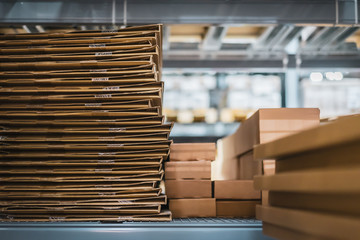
0 218 273 240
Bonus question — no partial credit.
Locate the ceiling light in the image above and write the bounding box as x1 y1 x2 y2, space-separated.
333 72 343 81
325 72 335 81
310 72 323 82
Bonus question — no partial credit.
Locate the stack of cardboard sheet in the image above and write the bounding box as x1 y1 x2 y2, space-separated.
165 143 216 218
254 114 360 240
0 24 172 222
213 108 320 207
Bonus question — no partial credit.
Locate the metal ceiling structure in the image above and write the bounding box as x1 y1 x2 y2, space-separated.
0 0 360 70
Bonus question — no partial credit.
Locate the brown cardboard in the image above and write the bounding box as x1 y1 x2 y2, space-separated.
263 160 276 175
211 139 239 180
257 205 360 240
262 222 329 240
169 198 216 218
1 204 162 214
238 151 261 180
165 161 211 180
0 165 163 175
216 200 260 217
170 143 216 161
0 195 167 206
275 140 360 173
1 123 172 134
0 181 157 191
0 140 171 151
0 99 153 110
165 180 212 198
0 81 163 94
0 133 170 143
0 210 172 222
222 108 320 161
254 114 360 160
0 24 172 222
0 157 163 167
0 188 162 199
1 72 158 86
0 148 170 159
0 172 164 183
214 180 260 199
269 191 360 217
254 167 360 193
0 116 165 127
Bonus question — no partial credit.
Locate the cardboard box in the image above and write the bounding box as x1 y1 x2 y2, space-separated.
262 222 325 240
254 167 360 193
238 151 261 180
254 114 360 161
216 200 260 217
257 205 360 240
169 198 216 218
211 139 239 181
222 108 320 161
165 161 211 180
165 180 212 198
269 191 360 216
170 143 216 161
214 108 320 181
214 180 260 199
263 160 276 175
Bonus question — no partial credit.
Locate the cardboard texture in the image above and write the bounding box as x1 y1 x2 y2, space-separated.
262 222 330 240
258 205 360 240
165 161 211 180
238 151 261 180
254 114 360 160
216 200 260 218
254 167 360 193
213 108 319 181
165 180 212 198
254 115 360 238
214 180 260 200
170 143 216 161
275 140 360 173
222 108 320 161
169 198 216 218
269 191 360 217
0 24 172 222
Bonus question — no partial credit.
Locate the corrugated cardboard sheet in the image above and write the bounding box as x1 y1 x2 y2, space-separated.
254 115 360 239
0 24 171 222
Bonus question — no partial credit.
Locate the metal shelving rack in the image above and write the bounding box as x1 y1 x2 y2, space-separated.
0 218 273 240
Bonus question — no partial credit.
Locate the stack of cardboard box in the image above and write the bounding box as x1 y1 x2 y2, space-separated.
214 180 260 218
254 114 360 239
213 108 320 209
165 143 216 218
0 25 173 222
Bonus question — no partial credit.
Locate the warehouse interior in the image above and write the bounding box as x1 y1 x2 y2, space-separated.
0 1 360 239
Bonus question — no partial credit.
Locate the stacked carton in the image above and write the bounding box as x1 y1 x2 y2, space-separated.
213 108 320 213
254 114 360 240
0 25 172 222
214 180 261 218
165 143 216 218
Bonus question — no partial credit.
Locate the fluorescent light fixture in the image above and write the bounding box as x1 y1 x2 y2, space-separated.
325 72 335 81
310 72 323 82
334 72 343 81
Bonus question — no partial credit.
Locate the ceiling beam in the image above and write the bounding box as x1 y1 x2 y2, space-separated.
320 27 359 50
200 25 228 51
163 54 360 70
